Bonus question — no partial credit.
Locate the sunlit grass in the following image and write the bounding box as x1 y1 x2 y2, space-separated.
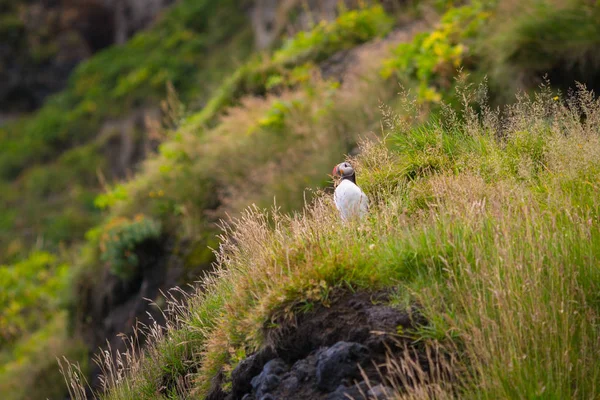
62 83 600 399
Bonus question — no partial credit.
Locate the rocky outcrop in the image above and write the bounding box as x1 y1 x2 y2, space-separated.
205 292 435 400
111 0 176 44
98 106 161 179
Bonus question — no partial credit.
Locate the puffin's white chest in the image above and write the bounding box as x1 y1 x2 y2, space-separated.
334 179 369 220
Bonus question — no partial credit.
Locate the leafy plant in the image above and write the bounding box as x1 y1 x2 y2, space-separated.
274 5 394 64
97 215 162 279
381 2 490 102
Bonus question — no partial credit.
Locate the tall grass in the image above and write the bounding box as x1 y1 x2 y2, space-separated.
64 83 600 398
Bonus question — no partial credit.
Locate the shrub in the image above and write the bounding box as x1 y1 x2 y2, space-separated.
96 215 162 279
381 2 491 103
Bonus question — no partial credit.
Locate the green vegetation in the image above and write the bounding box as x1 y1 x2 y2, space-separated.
184 4 394 130
0 252 68 346
3 0 600 398
74 81 600 399
60 1 600 398
93 215 162 278
382 2 490 103
481 0 600 98
0 0 254 261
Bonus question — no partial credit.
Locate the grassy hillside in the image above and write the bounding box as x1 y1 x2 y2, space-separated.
3 0 600 398
0 0 253 261
0 0 252 397
58 0 600 398
1 2 404 398
72 5 402 378
67 77 600 400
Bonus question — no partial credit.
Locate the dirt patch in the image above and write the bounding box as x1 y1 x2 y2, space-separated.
206 291 432 400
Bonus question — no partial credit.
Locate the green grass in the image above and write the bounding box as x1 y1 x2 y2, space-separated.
67 80 600 399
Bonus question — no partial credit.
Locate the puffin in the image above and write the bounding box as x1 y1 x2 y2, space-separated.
332 162 369 220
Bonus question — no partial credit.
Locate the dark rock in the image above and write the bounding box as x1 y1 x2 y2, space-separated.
316 342 370 392
279 375 300 392
266 292 416 365
204 291 437 400
291 357 316 382
326 382 369 400
367 384 395 399
251 359 289 398
231 348 277 398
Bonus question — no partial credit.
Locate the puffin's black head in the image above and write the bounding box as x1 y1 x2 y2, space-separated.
332 162 356 183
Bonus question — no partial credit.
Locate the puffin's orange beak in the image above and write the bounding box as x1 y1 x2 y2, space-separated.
332 165 339 177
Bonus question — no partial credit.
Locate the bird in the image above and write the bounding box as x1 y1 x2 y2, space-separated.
332 161 369 220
